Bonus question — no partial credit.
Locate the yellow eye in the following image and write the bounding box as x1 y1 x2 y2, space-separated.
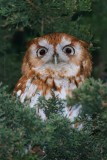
37 47 48 57
63 46 75 55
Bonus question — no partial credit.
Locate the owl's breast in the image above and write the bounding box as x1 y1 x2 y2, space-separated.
15 75 78 107
14 71 84 121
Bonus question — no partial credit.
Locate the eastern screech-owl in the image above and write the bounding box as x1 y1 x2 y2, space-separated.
14 33 92 122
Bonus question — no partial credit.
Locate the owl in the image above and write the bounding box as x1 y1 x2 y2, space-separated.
14 33 92 122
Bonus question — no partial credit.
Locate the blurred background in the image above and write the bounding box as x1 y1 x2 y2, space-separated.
0 0 107 91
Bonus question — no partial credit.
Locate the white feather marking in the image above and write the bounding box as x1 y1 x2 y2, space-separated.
45 92 52 100
30 44 37 57
20 92 27 103
59 36 71 47
54 88 66 99
62 104 82 130
38 39 49 47
54 79 62 88
74 43 82 53
74 43 82 58
26 84 37 99
40 75 47 81
46 78 53 86
54 90 60 97
80 75 85 81
17 83 21 87
67 63 80 76
62 106 69 117
70 83 77 90
68 105 82 122
77 123 83 130
17 90 21 97
26 79 31 88
59 87 67 99
53 78 70 99
37 108 47 121
20 79 31 103
62 78 69 87
30 92 42 108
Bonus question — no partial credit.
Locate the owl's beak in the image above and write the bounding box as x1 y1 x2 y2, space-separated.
53 54 59 65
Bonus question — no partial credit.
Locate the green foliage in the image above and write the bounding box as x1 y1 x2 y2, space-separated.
0 54 22 91
0 79 107 160
38 93 65 118
44 114 107 160
43 114 86 160
0 0 92 40
0 85 43 160
67 78 107 116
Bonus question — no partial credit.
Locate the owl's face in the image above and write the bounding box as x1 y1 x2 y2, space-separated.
22 33 92 79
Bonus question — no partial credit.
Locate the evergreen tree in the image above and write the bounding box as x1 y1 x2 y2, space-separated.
0 79 107 160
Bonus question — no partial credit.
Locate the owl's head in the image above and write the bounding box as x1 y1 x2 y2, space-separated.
22 33 92 79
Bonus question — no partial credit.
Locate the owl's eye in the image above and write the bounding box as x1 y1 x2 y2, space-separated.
63 46 75 55
37 47 48 57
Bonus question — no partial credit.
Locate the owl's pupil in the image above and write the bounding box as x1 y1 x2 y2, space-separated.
66 48 72 54
39 49 46 55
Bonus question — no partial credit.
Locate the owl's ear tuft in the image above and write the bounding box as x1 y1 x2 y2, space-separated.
80 40 92 49
26 38 37 49
21 52 30 75
82 54 92 77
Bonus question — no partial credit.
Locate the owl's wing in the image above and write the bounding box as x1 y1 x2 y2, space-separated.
14 71 47 120
14 70 39 103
